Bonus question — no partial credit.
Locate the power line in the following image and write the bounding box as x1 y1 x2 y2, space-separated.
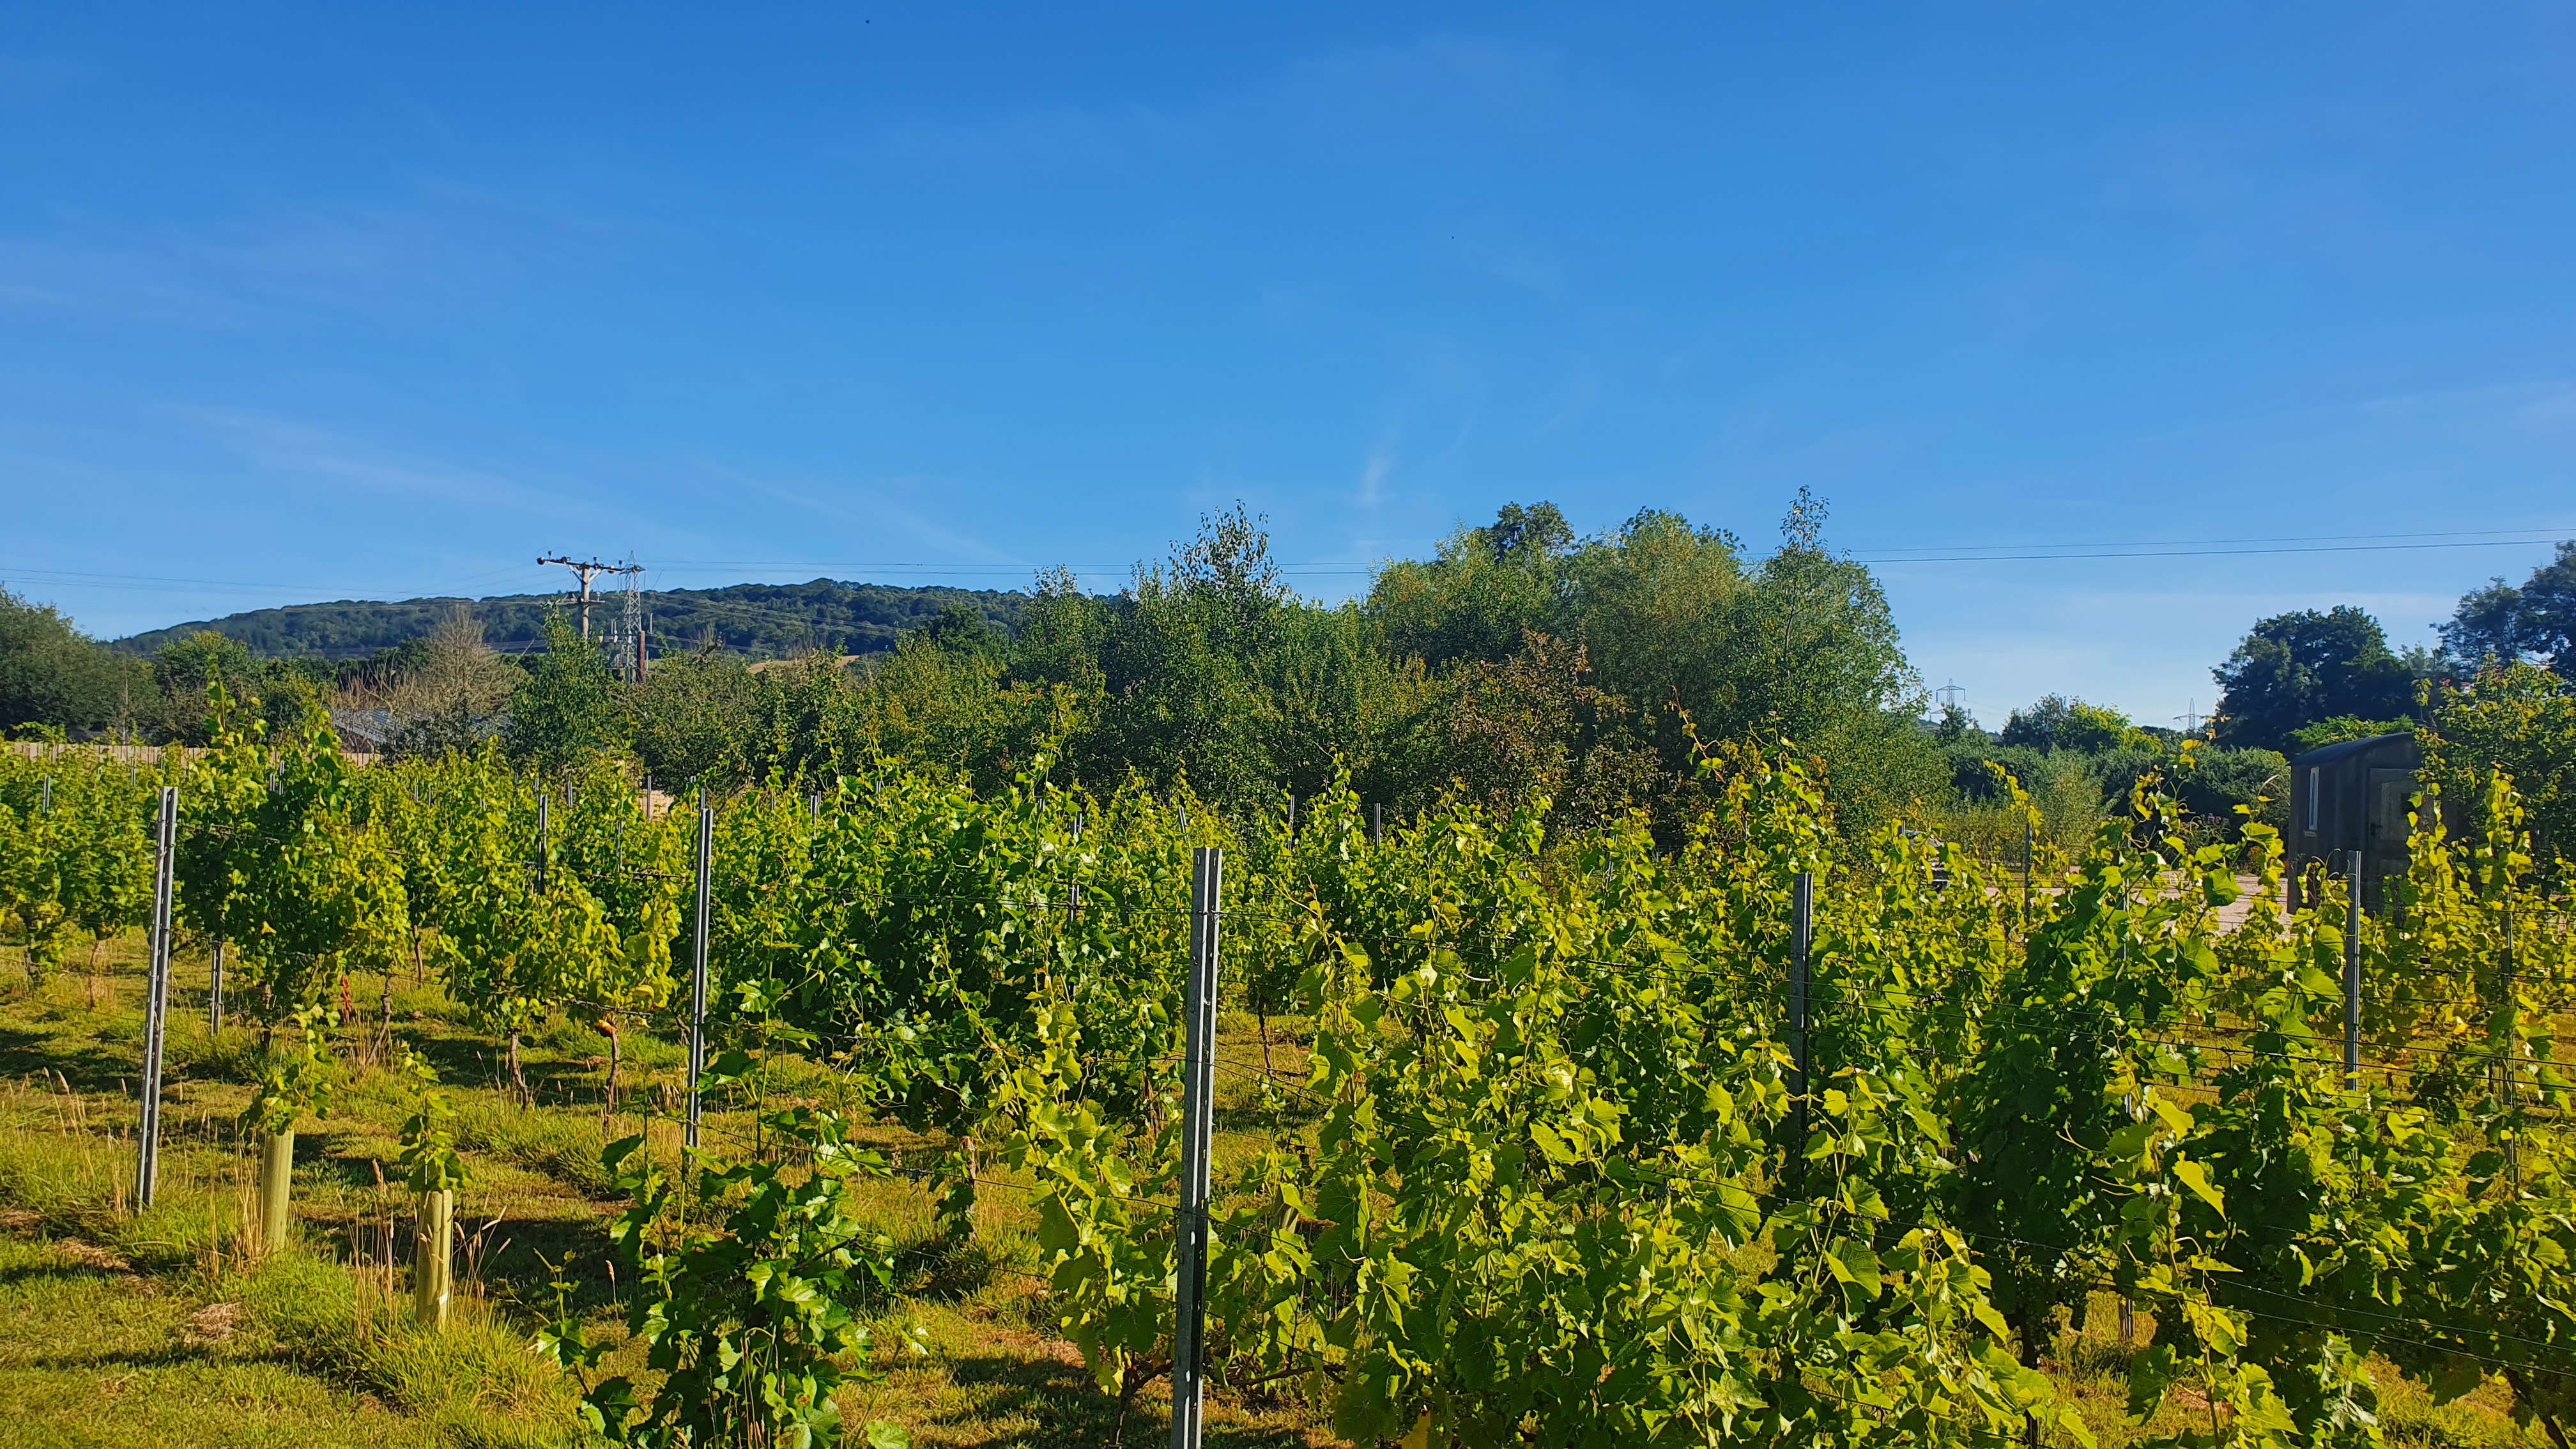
1852 535 2570 564
0 562 550 599
1857 525 2575 555
649 526 2576 574
12 525 2573 634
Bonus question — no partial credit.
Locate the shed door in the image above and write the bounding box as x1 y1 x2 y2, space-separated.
2368 769 2414 855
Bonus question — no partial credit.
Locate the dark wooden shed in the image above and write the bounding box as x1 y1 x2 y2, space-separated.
2285 732 2421 908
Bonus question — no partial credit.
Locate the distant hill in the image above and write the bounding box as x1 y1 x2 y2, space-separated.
111 579 1029 661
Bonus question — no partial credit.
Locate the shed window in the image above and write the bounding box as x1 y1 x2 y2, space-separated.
2305 767 2319 834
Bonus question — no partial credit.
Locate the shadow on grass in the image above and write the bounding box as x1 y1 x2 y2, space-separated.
931 1349 1132 1449
468 1213 622 1315
930 1351 1312 1449
397 1028 619 1114
0 1259 142 1289
284 1199 627 1321
13 1343 245 1372
1216 1091 1327 1134
891 1231 1027 1303
0 1022 144 1095
398 1032 530 1098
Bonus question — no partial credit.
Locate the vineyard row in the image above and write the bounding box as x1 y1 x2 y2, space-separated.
0 692 2571 1449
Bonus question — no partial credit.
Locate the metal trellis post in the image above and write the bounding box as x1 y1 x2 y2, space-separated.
137 786 177 1208
2020 818 2032 931
1789 870 1813 1194
536 794 550 895
2343 850 2363 1090
209 942 224 1034
687 802 712 1151
1372 802 1383 847
2504 901 2520 1190
1172 847 1223 1449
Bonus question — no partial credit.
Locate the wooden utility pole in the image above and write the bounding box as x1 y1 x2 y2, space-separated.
537 555 644 643
537 556 611 641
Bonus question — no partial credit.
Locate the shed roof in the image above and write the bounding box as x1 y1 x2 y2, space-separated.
2288 732 2414 769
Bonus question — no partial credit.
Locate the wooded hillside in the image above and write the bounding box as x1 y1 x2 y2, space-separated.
111 579 1025 662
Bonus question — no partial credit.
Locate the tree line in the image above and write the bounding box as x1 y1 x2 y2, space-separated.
6 510 2571 852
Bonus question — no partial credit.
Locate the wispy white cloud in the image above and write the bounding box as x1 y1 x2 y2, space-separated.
682 456 1020 566
178 407 608 524
0 238 251 325
0 181 643 328
1356 440 1395 511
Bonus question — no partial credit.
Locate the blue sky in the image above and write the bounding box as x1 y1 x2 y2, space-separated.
4 3 2573 728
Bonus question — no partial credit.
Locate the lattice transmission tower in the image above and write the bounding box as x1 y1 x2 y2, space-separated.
617 557 648 682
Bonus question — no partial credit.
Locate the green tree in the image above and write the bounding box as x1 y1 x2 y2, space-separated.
631 650 761 788
1410 629 1660 831
2212 606 2417 753
505 617 630 774
1266 601 1438 807
174 685 409 1250
2000 694 2145 754
151 631 309 746
0 587 142 736
574 1100 909 1448
2441 540 2576 678
1552 506 1747 759
2177 745 2288 837
1932 701 1979 743
851 634 1068 793
738 648 870 785
1368 492 1941 834
1080 505 1293 810
372 608 519 757
2418 661 2576 871
1369 500 1574 671
1697 494 1943 831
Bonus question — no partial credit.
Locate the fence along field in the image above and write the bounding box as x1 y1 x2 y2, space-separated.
0 687 2569 1449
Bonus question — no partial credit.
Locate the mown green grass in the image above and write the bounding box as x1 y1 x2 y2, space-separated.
0 933 2547 1448
0 937 1331 1446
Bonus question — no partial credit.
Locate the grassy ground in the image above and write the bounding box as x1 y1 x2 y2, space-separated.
0 934 2547 1448
0 936 1328 1448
